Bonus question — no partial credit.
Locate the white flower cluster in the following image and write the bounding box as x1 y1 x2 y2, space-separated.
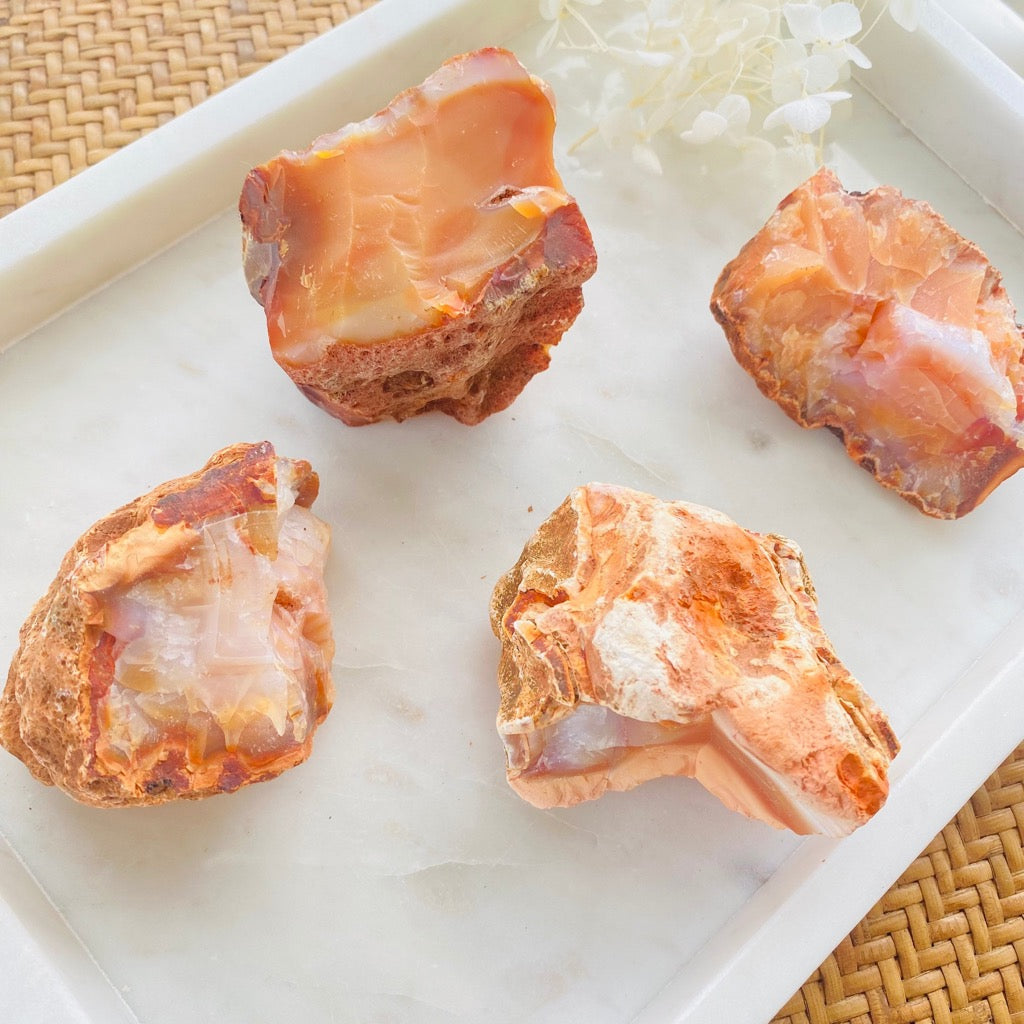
537 0 922 167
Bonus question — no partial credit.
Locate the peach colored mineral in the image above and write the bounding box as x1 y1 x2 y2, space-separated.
240 47 597 426
0 442 334 806
711 168 1024 519
491 484 898 836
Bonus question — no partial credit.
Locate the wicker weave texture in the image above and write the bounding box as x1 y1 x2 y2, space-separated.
773 743 1024 1024
0 0 377 216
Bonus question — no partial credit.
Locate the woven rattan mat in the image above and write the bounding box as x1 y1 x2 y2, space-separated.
0 0 377 215
3 3 1024 1021
773 743 1024 1024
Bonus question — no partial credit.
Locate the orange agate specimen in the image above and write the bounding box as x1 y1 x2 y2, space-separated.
240 47 597 426
1 443 334 806
491 484 898 836
711 168 1024 519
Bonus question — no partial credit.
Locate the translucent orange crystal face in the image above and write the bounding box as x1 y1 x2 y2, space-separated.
712 168 1024 518
241 47 571 367
82 456 333 794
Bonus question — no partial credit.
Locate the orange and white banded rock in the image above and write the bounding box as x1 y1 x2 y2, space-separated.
711 168 1024 519
0 443 334 806
490 484 898 836
240 47 597 426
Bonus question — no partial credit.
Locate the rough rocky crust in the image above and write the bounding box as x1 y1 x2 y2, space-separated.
490 484 899 836
239 47 598 426
253 202 598 426
0 442 333 807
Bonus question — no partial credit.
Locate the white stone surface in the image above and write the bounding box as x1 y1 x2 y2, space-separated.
0 900 92 1024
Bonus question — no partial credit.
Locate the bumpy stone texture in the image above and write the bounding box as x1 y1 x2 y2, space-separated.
490 484 898 836
240 47 597 426
1 442 334 807
711 168 1024 519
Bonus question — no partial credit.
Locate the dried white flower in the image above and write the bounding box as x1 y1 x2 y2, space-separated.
770 38 843 103
535 0 917 165
764 90 852 133
681 94 752 145
783 1 871 69
632 142 664 174
887 0 922 31
536 0 606 56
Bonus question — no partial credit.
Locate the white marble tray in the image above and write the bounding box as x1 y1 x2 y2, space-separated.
2 2 1024 1022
